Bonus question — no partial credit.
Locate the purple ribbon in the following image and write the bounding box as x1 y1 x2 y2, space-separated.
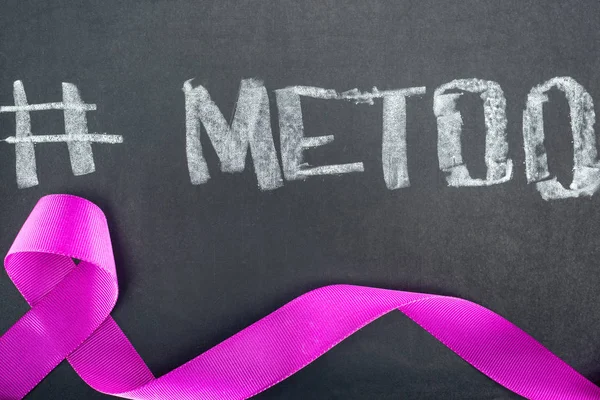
0 194 599 399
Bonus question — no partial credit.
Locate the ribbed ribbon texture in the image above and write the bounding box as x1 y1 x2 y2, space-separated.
0 194 599 399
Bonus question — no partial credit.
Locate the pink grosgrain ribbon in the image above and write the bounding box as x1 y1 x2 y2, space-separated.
1 195 600 399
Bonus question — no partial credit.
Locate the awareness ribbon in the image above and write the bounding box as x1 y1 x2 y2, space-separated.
0 194 599 399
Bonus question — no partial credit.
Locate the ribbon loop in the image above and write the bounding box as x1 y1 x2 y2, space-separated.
1 195 118 399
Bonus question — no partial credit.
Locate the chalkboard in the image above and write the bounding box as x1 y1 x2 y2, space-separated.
1 1 600 399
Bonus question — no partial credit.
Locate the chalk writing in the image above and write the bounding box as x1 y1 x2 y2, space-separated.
185 77 600 199
0 81 123 188
523 77 600 200
1 76 597 202
381 87 426 189
275 86 384 181
434 79 512 187
184 78 283 190
276 86 426 188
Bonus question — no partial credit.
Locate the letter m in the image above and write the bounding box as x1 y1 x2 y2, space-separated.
183 79 283 190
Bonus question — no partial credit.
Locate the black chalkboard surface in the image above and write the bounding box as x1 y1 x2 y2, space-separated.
1 1 600 399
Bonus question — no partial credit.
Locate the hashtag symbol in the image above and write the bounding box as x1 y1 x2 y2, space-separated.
1 81 123 188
